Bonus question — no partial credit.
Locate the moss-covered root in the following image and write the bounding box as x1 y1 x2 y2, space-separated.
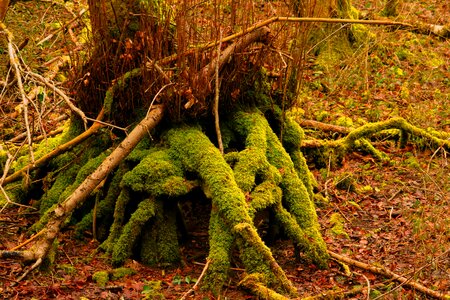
304 117 450 168
111 197 156 266
233 110 329 267
283 117 317 198
166 126 294 295
235 223 297 296
138 200 180 266
239 273 289 300
121 148 196 197
75 164 128 239
274 203 325 265
100 188 131 253
344 117 450 150
202 210 234 294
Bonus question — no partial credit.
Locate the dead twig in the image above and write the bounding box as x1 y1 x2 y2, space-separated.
354 271 370 300
26 70 88 130
13 258 42 285
10 230 45 251
2 24 35 167
214 30 223 154
180 258 211 300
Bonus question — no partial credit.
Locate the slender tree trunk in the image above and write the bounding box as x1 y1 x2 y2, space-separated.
0 0 9 21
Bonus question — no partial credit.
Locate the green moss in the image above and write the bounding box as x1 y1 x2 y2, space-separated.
237 235 273 286
101 189 131 253
126 137 153 162
39 163 80 214
112 197 156 266
356 138 390 162
12 121 71 171
111 267 137 280
166 127 252 227
281 117 304 153
235 222 297 295
229 110 328 268
58 264 76 275
32 149 109 231
357 185 373 195
75 164 128 239
239 273 290 300
122 149 194 197
0 145 7 171
289 150 315 199
315 110 329 122
329 213 349 239
202 211 234 295
266 128 328 265
248 182 281 218
403 155 421 169
0 181 28 206
55 151 108 208
141 280 165 300
139 200 180 266
92 271 109 287
335 116 353 128
350 24 375 44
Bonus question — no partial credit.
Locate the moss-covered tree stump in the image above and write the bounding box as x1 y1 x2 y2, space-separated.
63 108 327 297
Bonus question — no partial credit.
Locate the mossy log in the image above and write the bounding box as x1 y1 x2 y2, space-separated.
300 116 450 168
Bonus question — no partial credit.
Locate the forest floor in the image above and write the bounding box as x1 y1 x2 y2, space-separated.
0 0 449 299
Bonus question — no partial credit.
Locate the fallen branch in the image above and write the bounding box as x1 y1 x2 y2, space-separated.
10 125 66 144
300 283 387 300
300 119 350 134
180 258 211 300
0 105 165 274
2 114 103 185
214 30 224 154
328 250 450 299
2 23 35 167
158 15 446 65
